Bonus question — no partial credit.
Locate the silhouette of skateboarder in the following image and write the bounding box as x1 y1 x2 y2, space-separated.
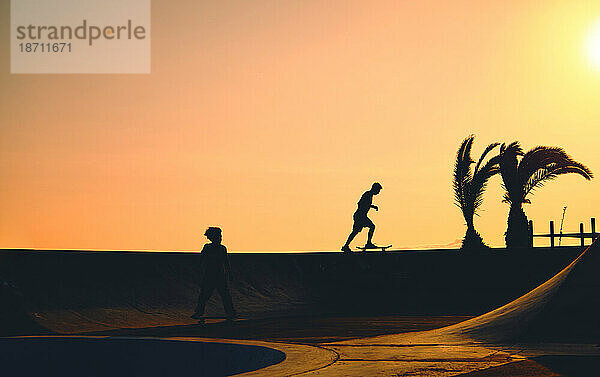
191 227 236 324
341 182 383 252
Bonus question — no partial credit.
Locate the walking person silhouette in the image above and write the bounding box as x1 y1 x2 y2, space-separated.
341 183 383 253
191 227 236 324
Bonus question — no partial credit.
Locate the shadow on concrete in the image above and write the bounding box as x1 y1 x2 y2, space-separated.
0 337 285 377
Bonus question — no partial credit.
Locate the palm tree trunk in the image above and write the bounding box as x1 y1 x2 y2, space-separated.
505 203 530 248
462 219 487 250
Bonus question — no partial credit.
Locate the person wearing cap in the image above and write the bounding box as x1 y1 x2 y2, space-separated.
341 182 383 253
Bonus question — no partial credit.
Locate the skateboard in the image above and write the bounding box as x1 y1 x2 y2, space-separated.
196 316 241 326
356 244 392 252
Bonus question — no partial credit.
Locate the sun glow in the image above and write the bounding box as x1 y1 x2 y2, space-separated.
585 21 600 70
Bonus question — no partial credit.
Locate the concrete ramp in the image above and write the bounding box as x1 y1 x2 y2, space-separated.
2 245 599 376
0 247 589 335
300 239 600 376
433 235 599 344
335 238 599 346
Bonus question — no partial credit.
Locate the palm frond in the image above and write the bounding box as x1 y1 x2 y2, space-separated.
524 162 593 198
500 141 524 156
453 136 474 214
498 141 523 204
520 146 593 199
470 155 500 213
554 164 593 179
523 165 559 197
518 146 566 187
474 142 500 174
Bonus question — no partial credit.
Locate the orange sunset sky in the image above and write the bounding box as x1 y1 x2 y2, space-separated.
1 0 600 251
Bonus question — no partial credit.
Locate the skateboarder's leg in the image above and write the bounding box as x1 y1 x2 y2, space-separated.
216 275 236 317
343 228 360 248
344 214 365 246
367 225 375 243
194 278 216 316
365 218 376 247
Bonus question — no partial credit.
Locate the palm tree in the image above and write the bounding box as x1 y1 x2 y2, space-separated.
498 142 593 248
453 135 501 249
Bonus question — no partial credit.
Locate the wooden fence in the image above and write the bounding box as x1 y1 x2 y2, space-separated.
530 217 598 248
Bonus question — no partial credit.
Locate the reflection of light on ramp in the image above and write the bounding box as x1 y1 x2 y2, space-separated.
308 239 600 376
436 236 600 344
339 237 600 346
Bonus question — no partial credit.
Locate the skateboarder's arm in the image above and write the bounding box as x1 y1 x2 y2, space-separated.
198 244 207 274
224 246 233 281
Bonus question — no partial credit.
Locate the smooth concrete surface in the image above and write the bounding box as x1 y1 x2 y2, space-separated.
2 242 598 375
236 239 600 375
0 247 583 335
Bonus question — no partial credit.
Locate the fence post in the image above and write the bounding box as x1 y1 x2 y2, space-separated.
528 220 534 247
580 223 585 247
592 218 596 241
549 220 554 248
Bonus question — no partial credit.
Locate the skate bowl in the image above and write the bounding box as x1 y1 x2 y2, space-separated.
0 247 586 334
0 336 286 377
1 244 599 376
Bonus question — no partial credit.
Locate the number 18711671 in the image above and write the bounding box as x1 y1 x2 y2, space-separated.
19 42 72 53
